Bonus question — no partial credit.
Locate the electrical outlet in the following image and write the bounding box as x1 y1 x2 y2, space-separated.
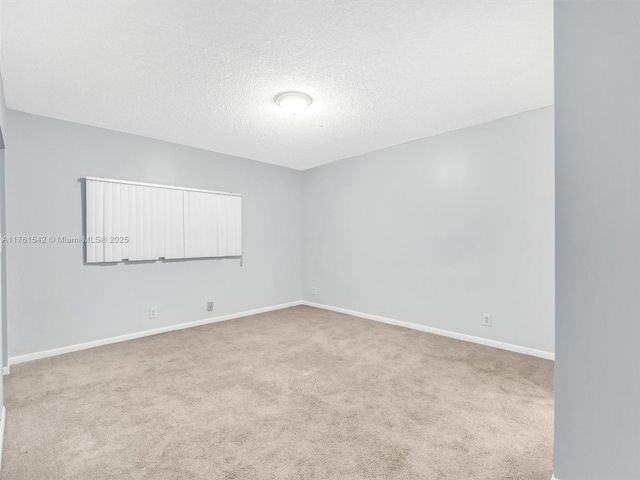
483 313 492 327
312 286 317 295
207 301 214 312
149 308 157 319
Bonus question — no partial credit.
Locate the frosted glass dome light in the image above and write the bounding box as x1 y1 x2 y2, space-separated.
274 91 312 115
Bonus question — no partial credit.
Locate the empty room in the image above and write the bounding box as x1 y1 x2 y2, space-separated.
0 1 638 479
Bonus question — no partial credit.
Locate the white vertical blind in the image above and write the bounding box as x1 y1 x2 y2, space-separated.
227 195 243 256
168 188 185 259
103 182 114 262
217 193 229 257
203 193 219 258
85 177 242 263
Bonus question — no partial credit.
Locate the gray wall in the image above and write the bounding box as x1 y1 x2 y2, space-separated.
0 147 4 406
555 1 640 479
5 110 301 358
302 107 555 354
0 70 7 408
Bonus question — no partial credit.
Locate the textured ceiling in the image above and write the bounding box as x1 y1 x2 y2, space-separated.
1 1 553 170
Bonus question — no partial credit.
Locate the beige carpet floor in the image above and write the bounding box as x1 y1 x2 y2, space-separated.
2 306 554 479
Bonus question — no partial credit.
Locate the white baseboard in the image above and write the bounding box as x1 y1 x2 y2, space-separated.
7 299 554 367
2 366 8 376
0 405 6 472
8 301 302 367
302 301 555 360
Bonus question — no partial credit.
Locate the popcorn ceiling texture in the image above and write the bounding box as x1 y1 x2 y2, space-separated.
1 0 553 170
2 306 554 479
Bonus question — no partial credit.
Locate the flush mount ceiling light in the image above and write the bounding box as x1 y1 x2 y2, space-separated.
274 91 312 115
